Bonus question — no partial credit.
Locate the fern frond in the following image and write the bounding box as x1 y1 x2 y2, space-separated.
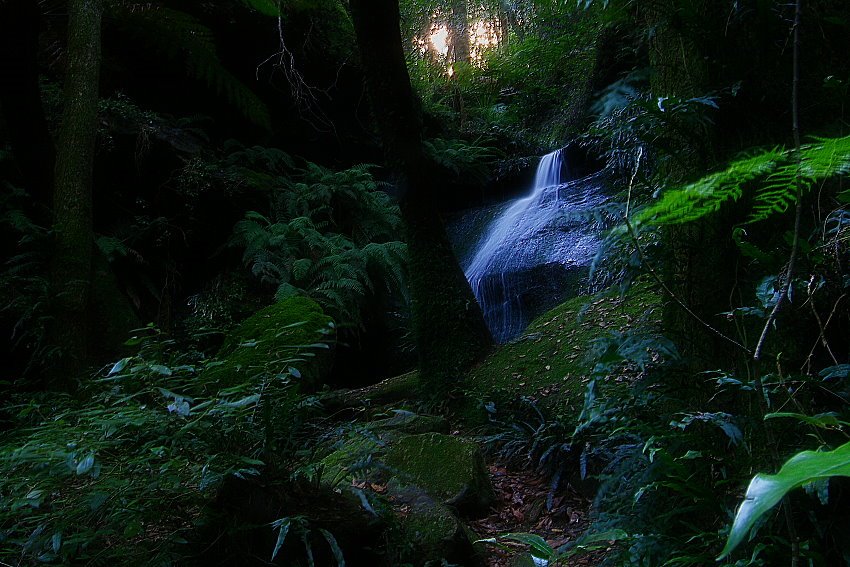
632 135 850 229
113 4 271 129
633 149 784 227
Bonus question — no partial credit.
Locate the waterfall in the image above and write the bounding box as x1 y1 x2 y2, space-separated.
463 149 606 342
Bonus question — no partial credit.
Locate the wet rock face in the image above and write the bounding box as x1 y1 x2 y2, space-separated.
454 148 610 343
474 263 587 343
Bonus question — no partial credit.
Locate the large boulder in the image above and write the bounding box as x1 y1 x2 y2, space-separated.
385 433 494 515
388 489 482 567
203 296 335 390
318 412 449 487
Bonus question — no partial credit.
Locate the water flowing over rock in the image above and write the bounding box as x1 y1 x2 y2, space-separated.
460 149 608 342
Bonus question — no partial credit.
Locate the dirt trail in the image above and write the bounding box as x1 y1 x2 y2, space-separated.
470 462 606 566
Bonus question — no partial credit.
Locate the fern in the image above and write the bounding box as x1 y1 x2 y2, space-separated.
630 135 850 229
228 157 408 328
422 137 502 185
112 3 272 129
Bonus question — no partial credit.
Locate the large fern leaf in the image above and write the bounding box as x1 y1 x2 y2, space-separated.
631 135 850 229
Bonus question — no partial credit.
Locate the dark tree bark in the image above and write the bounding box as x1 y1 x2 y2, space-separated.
0 0 55 217
348 0 492 387
643 1 739 365
49 0 104 384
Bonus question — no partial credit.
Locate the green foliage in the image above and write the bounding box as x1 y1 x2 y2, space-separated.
582 94 719 176
720 441 850 560
0 186 54 373
228 154 408 328
241 0 281 17
113 3 271 129
0 319 328 564
422 137 502 184
270 515 346 566
631 135 850 229
478 529 629 563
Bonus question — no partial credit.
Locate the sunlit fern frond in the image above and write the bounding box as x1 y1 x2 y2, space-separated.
630 135 850 229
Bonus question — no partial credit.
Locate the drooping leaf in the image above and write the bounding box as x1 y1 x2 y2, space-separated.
719 441 850 559
271 517 291 561
75 454 96 476
318 528 345 566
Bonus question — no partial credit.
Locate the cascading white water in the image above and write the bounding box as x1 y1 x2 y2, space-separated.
463 149 606 342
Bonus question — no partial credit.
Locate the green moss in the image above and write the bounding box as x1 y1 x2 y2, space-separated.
319 434 385 486
203 297 335 390
461 284 660 423
368 411 449 435
385 433 494 513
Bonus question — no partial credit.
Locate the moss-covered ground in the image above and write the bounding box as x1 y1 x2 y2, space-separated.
459 283 660 424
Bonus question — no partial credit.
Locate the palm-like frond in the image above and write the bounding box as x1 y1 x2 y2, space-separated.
631 135 850 229
229 158 408 328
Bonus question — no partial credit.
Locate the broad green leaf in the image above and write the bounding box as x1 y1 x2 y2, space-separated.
76 454 95 476
719 441 850 559
108 358 130 376
221 394 261 408
150 364 173 376
764 412 847 429
500 533 554 559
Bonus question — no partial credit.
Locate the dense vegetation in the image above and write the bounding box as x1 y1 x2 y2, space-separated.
2 0 850 565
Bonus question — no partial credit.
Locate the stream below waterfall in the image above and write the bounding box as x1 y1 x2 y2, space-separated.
449 149 610 342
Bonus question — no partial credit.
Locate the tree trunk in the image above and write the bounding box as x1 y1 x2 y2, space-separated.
0 0 55 218
449 0 470 64
348 0 492 388
49 0 103 385
644 1 736 366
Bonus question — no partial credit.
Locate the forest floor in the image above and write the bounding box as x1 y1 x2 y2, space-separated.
471 459 608 566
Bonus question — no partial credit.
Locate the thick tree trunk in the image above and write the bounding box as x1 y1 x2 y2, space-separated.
348 0 492 387
0 0 55 217
644 1 736 365
49 0 103 385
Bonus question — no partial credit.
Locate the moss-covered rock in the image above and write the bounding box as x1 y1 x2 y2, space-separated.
203 297 335 390
385 433 494 515
389 490 481 567
460 284 659 425
318 412 448 486
368 410 449 435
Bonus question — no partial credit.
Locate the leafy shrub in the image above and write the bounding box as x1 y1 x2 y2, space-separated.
229 155 408 329
0 314 330 565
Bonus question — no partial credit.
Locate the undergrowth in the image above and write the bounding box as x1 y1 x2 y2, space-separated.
0 321 328 565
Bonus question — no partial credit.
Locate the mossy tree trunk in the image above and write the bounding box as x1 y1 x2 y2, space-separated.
0 0 55 219
642 0 739 365
348 0 492 387
49 0 103 386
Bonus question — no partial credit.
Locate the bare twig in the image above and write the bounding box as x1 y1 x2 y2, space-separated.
751 1 803 563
